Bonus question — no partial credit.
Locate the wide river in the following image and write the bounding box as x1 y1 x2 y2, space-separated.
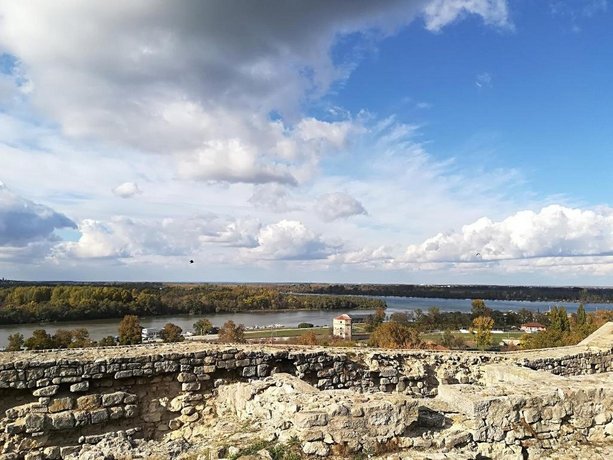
0 296 610 346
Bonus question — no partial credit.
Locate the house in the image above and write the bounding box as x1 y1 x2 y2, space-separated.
333 314 352 340
520 322 546 333
141 328 160 342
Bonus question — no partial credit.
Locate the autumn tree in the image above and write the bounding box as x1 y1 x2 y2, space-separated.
218 320 246 343
193 318 213 335
548 306 570 333
296 331 319 346
6 332 24 351
118 315 142 345
472 316 494 350
575 304 587 327
24 329 54 350
368 322 422 349
160 323 185 343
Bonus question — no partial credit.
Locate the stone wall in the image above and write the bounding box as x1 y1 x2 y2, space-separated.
0 332 611 459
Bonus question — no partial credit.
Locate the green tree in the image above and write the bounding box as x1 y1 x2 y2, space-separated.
98 335 117 346
548 306 570 333
24 329 54 350
471 299 492 318
576 304 587 326
472 316 494 350
218 320 246 343
6 332 24 351
118 315 142 345
368 322 422 349
52 329 74 348
160 323 184 343
193 318 213 335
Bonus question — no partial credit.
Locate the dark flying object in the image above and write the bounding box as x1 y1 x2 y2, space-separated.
189 260 194 264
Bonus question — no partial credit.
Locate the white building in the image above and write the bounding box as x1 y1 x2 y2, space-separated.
333 314 352 340
141 328 160 342
520 322 546 333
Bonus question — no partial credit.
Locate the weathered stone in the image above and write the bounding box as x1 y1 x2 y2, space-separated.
302 441 329 457
69 381 89 393
32 385 59 397
182 382 200 392
48 412 75 430
24 413 46 433
90 408 108 424
48 397 74 413
101 391 125 407
76 394 101 411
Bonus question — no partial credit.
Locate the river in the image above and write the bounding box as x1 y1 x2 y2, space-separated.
0 296 610 346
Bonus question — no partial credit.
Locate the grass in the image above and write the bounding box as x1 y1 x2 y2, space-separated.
245 326 330 339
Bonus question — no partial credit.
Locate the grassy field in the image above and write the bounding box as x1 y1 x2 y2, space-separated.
245 326 331 339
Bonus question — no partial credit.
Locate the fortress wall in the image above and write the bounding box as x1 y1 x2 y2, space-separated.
0 341 611 459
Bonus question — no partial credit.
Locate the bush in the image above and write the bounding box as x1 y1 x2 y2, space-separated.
160 323 185 343
297 322 314 328
218 320 246 343
368 322 422 349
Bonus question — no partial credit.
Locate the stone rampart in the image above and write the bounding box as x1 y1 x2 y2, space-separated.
0 325 611 459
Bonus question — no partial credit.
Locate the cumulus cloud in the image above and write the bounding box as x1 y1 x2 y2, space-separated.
403 205 613 263
315 192 368 221
249 184 293 213
0 181 75 246
112 182 142 198
53 214 260 261
249 220 337 260
0 1 510 185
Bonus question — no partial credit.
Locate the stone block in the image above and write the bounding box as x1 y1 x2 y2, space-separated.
124 404 138 418
102 391 125 407
48 412 75 430
90 408 108 424
49 397 74 413
24 413 46 433
69 381 89 392
182 382 201 392
32 385 59 397
76 394 101 410
177 372 196 382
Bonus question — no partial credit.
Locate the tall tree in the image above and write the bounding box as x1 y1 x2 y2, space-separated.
576 304 587 326
368 322 422 349
548 306 570 333
118 315 142 345
472 316 494 350
6 332 24 351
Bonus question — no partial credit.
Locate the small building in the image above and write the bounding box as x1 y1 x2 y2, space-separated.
141 328 160 342
333 314 352 340
520 322 546 333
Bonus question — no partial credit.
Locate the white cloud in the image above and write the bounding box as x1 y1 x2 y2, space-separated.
112 182 142 198
403 205 613 263
248 220 337 260
0 0 511 186
422 0 511 31
315 192 367 221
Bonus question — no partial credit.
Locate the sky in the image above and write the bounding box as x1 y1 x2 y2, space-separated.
1 0 613 285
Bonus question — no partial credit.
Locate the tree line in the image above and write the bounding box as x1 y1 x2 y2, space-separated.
289 283 613 303
0 284 385 325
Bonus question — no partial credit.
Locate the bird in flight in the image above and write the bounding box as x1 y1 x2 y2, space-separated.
189 260 194 264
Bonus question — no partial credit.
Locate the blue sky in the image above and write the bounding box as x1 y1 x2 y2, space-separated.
1 1 613 285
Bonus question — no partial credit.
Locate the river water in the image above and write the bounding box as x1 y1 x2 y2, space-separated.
0 296 610 346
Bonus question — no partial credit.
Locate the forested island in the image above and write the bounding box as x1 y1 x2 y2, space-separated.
0 283 384 325
286 283 613 303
